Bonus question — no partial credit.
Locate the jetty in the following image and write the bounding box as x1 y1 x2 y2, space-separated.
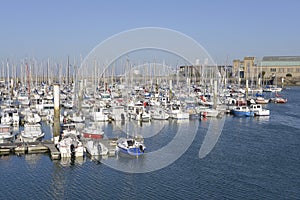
0 140 61 160
0 138 121 159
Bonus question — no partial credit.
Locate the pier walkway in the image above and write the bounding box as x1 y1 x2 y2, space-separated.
0 138 121 159
0 140 61 160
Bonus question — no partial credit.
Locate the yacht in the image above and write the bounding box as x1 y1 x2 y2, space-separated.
20 123 45 142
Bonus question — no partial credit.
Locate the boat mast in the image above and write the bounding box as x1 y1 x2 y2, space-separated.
47 58 49 85
6 60 10 91
67 56 70 85
26 63 30 96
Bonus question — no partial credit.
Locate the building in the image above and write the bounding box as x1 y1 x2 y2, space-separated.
260 56 300 78
233 56 300 84
232 57 256 79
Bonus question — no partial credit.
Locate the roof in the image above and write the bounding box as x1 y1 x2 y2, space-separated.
261 56 300 66
262 56 300 62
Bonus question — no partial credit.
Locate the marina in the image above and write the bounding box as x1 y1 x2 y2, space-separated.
0 86 299 199
0 58 296 199
0 50 298 200
0 73 290 160
0 63 293 162
1 0 300 199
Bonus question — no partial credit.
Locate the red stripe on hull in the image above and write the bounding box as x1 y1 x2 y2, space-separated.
83 133 103 139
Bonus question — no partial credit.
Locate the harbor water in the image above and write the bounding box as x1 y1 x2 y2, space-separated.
1 87 300 200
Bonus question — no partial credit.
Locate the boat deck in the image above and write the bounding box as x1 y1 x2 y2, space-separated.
81 138 118 156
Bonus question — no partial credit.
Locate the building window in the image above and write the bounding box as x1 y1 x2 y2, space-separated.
270 68 276 72
296 68 300 73
279 68 284 73
287 68 293 73
240 71 244 78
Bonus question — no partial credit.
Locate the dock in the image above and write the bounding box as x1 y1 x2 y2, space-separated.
0 140 61 160
0 138 124 159
43 143 61 160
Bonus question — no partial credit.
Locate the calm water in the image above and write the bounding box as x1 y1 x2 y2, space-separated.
1 87 300 200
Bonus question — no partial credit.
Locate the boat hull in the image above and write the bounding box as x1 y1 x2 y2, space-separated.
85 141 108 156
255 110 270 116
232 110 254 117
20 133 45 142
0 135 14 143
117 138 146 156
117 146 145 156
255 99 269 104
58 142 84 158
82 133 104 139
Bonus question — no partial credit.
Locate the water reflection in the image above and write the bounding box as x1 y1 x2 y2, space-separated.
254 116 270 124
199 116 225 159
24 153 43 167
89 154 108 164
60 156 85 167
120 120 167 139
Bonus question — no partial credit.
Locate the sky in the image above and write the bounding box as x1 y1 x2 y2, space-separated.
1 0 300 65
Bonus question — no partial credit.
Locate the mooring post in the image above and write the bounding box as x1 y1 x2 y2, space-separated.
53 84 60 144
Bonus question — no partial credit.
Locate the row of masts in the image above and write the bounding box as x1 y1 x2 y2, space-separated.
1 57 225 98
1 57 74 87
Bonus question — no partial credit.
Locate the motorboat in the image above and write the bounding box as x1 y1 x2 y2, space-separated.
201 109 219 117
263 85 282 92
272 93 288 104
255 97 270 104
231 106 254 117
196 106 219 118
0 124 14 143
250 104 270 116
57 134 84 158
116 138 146 156
150 107 169 120
127 101 151 122
274 98 287 104
24 112 41 124
167 103 189 120
60 123 80 138
20 123 45 142
90 107 109 122
85 140 108 156
1 108 20 126
81 126 104 139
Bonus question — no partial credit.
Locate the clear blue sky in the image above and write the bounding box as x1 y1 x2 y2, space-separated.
1 0 300 64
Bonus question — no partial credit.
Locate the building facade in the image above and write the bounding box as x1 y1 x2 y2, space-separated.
233 56 300 82
260 56 300 78
232 57 256 79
